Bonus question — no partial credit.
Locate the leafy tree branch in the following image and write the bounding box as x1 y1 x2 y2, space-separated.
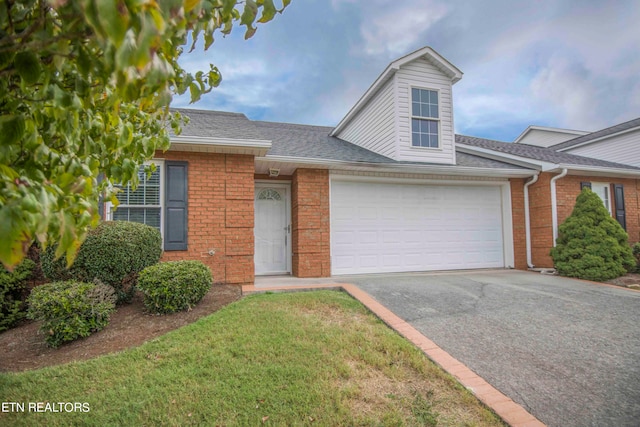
0 0 290 269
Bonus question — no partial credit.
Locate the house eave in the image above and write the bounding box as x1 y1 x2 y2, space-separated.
456 144 549 170
169 135 272 156
554 164 640 178
256 155 535 178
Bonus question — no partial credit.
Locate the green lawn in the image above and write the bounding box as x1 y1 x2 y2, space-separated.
0 291 505 426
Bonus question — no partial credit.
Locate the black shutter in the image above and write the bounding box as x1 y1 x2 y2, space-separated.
164 161 188 250
580 182 592 190
614 184 626 230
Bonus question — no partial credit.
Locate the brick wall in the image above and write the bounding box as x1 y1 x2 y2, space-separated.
529 172 640 268
160 151 255 285
291 169 331 277
510 178 528 270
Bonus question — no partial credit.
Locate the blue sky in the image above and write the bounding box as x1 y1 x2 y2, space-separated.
174 0 640 142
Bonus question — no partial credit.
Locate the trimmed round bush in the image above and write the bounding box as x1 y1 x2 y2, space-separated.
0 259 35 332
27 280 116 348
550 188 635 281
137 261 212 314
41 221 162 303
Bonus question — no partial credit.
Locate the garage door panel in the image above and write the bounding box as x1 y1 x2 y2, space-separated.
331 180 505 275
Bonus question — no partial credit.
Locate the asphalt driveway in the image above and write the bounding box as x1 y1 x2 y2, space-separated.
347 270 640 427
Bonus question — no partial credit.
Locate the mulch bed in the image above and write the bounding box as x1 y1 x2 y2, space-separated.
605 273 640 289
0 284 242 373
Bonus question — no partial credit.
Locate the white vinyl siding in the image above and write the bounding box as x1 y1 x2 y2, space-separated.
337 78 396 159
517 129 583 147
564 128 640 167
396 58 455 164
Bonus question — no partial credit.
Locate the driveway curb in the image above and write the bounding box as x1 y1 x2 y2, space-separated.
242 283 546 427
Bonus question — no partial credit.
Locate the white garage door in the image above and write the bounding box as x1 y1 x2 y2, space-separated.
331 179 505 275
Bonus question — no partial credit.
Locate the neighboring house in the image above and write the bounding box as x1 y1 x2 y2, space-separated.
515 118 640 168
514 125 589 148
107 46 640 285
550 118 640 168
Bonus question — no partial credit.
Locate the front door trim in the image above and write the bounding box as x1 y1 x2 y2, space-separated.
254 180 292 275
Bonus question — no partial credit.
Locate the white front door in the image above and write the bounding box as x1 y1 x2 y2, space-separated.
254 183 291 275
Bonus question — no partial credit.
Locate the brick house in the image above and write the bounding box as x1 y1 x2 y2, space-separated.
107 46 640 285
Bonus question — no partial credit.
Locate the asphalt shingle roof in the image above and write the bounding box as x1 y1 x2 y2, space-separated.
173 108 637 173
175 109 526 170
172 108 264 140
457 134 640 170
549 117 640 151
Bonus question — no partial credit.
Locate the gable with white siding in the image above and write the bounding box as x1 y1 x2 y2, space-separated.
395 58 456 164
332 46 462 166
337 78 396 159
562 127 640 167
514 127 588 148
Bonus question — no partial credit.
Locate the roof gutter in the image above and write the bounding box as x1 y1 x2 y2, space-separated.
555 164 640 178
550 168 568 247
256 155 536 178
169 135 272 156
523 173 540 268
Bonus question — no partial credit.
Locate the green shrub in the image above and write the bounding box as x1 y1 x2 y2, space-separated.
0 259 36 332
550 188 635 281
633 243 640 272
137 261 212 314
42 221 162 303
27 280 116 348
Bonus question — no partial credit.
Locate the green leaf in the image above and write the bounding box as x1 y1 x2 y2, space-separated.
0 115 26 146
0 205 31 269
96 0 130 47
14 52 41 85
257 0 277 23
240 0 259 38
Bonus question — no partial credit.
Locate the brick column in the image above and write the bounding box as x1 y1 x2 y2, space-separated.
224 155 255 285
510 178 528 270
291 169 331 277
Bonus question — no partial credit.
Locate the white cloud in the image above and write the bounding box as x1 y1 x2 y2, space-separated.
332 0 449 57
175 0 640 140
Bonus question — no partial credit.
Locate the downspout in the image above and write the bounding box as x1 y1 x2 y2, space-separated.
550 168 569 247
524 173 539 268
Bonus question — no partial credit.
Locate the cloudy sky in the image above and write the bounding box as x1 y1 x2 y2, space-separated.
174 0 640 142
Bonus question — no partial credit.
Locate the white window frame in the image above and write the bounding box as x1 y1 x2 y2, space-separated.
106 159 165 237
591 182 612 215
411 87 441 149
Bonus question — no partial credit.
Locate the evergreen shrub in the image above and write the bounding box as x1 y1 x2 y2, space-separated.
550 188 635 281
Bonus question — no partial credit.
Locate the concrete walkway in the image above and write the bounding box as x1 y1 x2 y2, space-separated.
244 273 546 427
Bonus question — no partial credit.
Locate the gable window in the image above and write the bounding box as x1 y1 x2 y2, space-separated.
411 88 439 148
